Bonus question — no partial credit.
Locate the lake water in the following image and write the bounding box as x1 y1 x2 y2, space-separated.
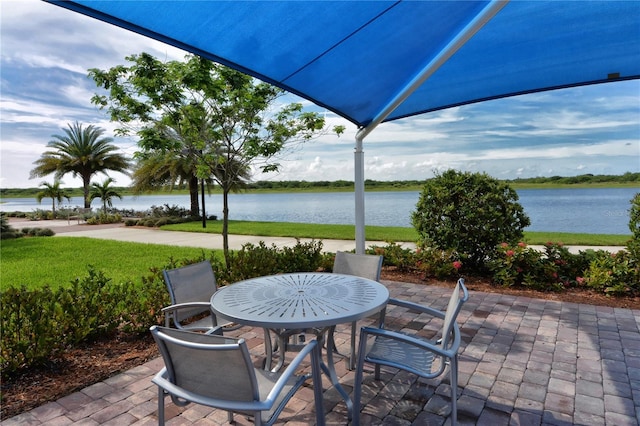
2 187 638 235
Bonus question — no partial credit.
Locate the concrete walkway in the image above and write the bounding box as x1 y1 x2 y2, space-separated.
8 218 416 253
7 219 625 254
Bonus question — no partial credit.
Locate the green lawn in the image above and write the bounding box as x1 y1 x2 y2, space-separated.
162 220 631 246
0 237 219 291
1 222 630 291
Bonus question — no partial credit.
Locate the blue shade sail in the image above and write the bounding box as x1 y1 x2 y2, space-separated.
43 1 640 128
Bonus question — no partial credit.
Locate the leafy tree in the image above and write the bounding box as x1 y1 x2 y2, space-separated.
627 193 640 265
89 177 123 214
30 122 130 208
412 169 530 269
89 53 343 266
1 213 11 234
36 180 72 214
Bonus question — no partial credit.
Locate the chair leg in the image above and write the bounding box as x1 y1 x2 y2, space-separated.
450 355 458 426
157 387 166 425
311 344 326 426
374 364 381 381
352 332 369 426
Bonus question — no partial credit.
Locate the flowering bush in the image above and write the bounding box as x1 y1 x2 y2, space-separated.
582 193 640 295
488 241 582 291
582 250 638 295
543 242 592 288
414 247 463 280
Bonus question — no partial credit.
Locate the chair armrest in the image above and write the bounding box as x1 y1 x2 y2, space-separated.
387 298 445 319
377 297 446 328
153 368 270 412
161 302 212 313
162 302 229 331
263 339 321 405
361 324 461 358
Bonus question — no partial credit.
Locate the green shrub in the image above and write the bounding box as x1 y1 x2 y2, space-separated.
488 242 569 291
582 250 638 295
216 239 324 284
543 242 591 288
0 223 55 239
0 285 63 372
86 213 122 225
627 193 640 263
1 239 326 376
0 231 20 240
1 215 21 239
27 209 53 221
412 170 530 269
35 228 55 237
367 242 416 272
1 264 174 376
415 247 463 280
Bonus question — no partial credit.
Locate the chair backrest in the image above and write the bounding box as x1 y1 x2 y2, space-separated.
151 325 259 402
333 251 383 282
163 260 218 323
440 278 469 350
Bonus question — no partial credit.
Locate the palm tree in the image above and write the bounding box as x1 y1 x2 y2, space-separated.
132 148 203 217
89 178 123 214
30 122 130 208
36 180 72 215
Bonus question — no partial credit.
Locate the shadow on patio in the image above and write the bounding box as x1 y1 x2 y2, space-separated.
3 280 639 425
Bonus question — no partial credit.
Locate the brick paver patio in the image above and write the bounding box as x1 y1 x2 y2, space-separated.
3 280 640 425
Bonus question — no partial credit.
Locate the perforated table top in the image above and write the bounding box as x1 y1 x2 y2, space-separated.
211 272 389 329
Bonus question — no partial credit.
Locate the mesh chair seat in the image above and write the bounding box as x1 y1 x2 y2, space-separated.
162 260 238 334
365 331 441 378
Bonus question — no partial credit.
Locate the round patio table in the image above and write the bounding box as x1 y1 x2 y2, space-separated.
210 272 389 418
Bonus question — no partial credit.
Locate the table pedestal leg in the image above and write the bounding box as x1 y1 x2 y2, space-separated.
323 326 354 420
263 328 274 371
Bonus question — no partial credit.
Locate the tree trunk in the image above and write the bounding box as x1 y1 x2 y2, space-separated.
82 176 91 209
188 174 200 217
222 189 230 269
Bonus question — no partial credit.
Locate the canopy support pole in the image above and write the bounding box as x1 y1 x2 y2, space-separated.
354 133 365 254
353 0 508 254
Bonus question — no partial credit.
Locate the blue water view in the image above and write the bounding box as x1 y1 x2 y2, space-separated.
1 187 638 235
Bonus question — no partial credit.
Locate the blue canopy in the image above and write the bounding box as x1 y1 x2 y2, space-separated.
43 1 639 128
44 0 640 252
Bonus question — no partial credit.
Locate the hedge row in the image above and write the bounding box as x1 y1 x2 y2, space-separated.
1 240 325 376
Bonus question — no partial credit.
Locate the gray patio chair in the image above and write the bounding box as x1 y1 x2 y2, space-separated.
150 325 325 426
353 278 468 425
162 260 235 334
332 251 383 370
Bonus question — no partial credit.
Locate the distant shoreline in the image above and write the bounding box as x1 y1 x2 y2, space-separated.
2 179 639 199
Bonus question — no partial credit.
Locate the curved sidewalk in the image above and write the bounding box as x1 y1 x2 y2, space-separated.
10 219 415 253
8 219 624 254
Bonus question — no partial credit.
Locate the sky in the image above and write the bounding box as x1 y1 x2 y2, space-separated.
1 0 639 190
